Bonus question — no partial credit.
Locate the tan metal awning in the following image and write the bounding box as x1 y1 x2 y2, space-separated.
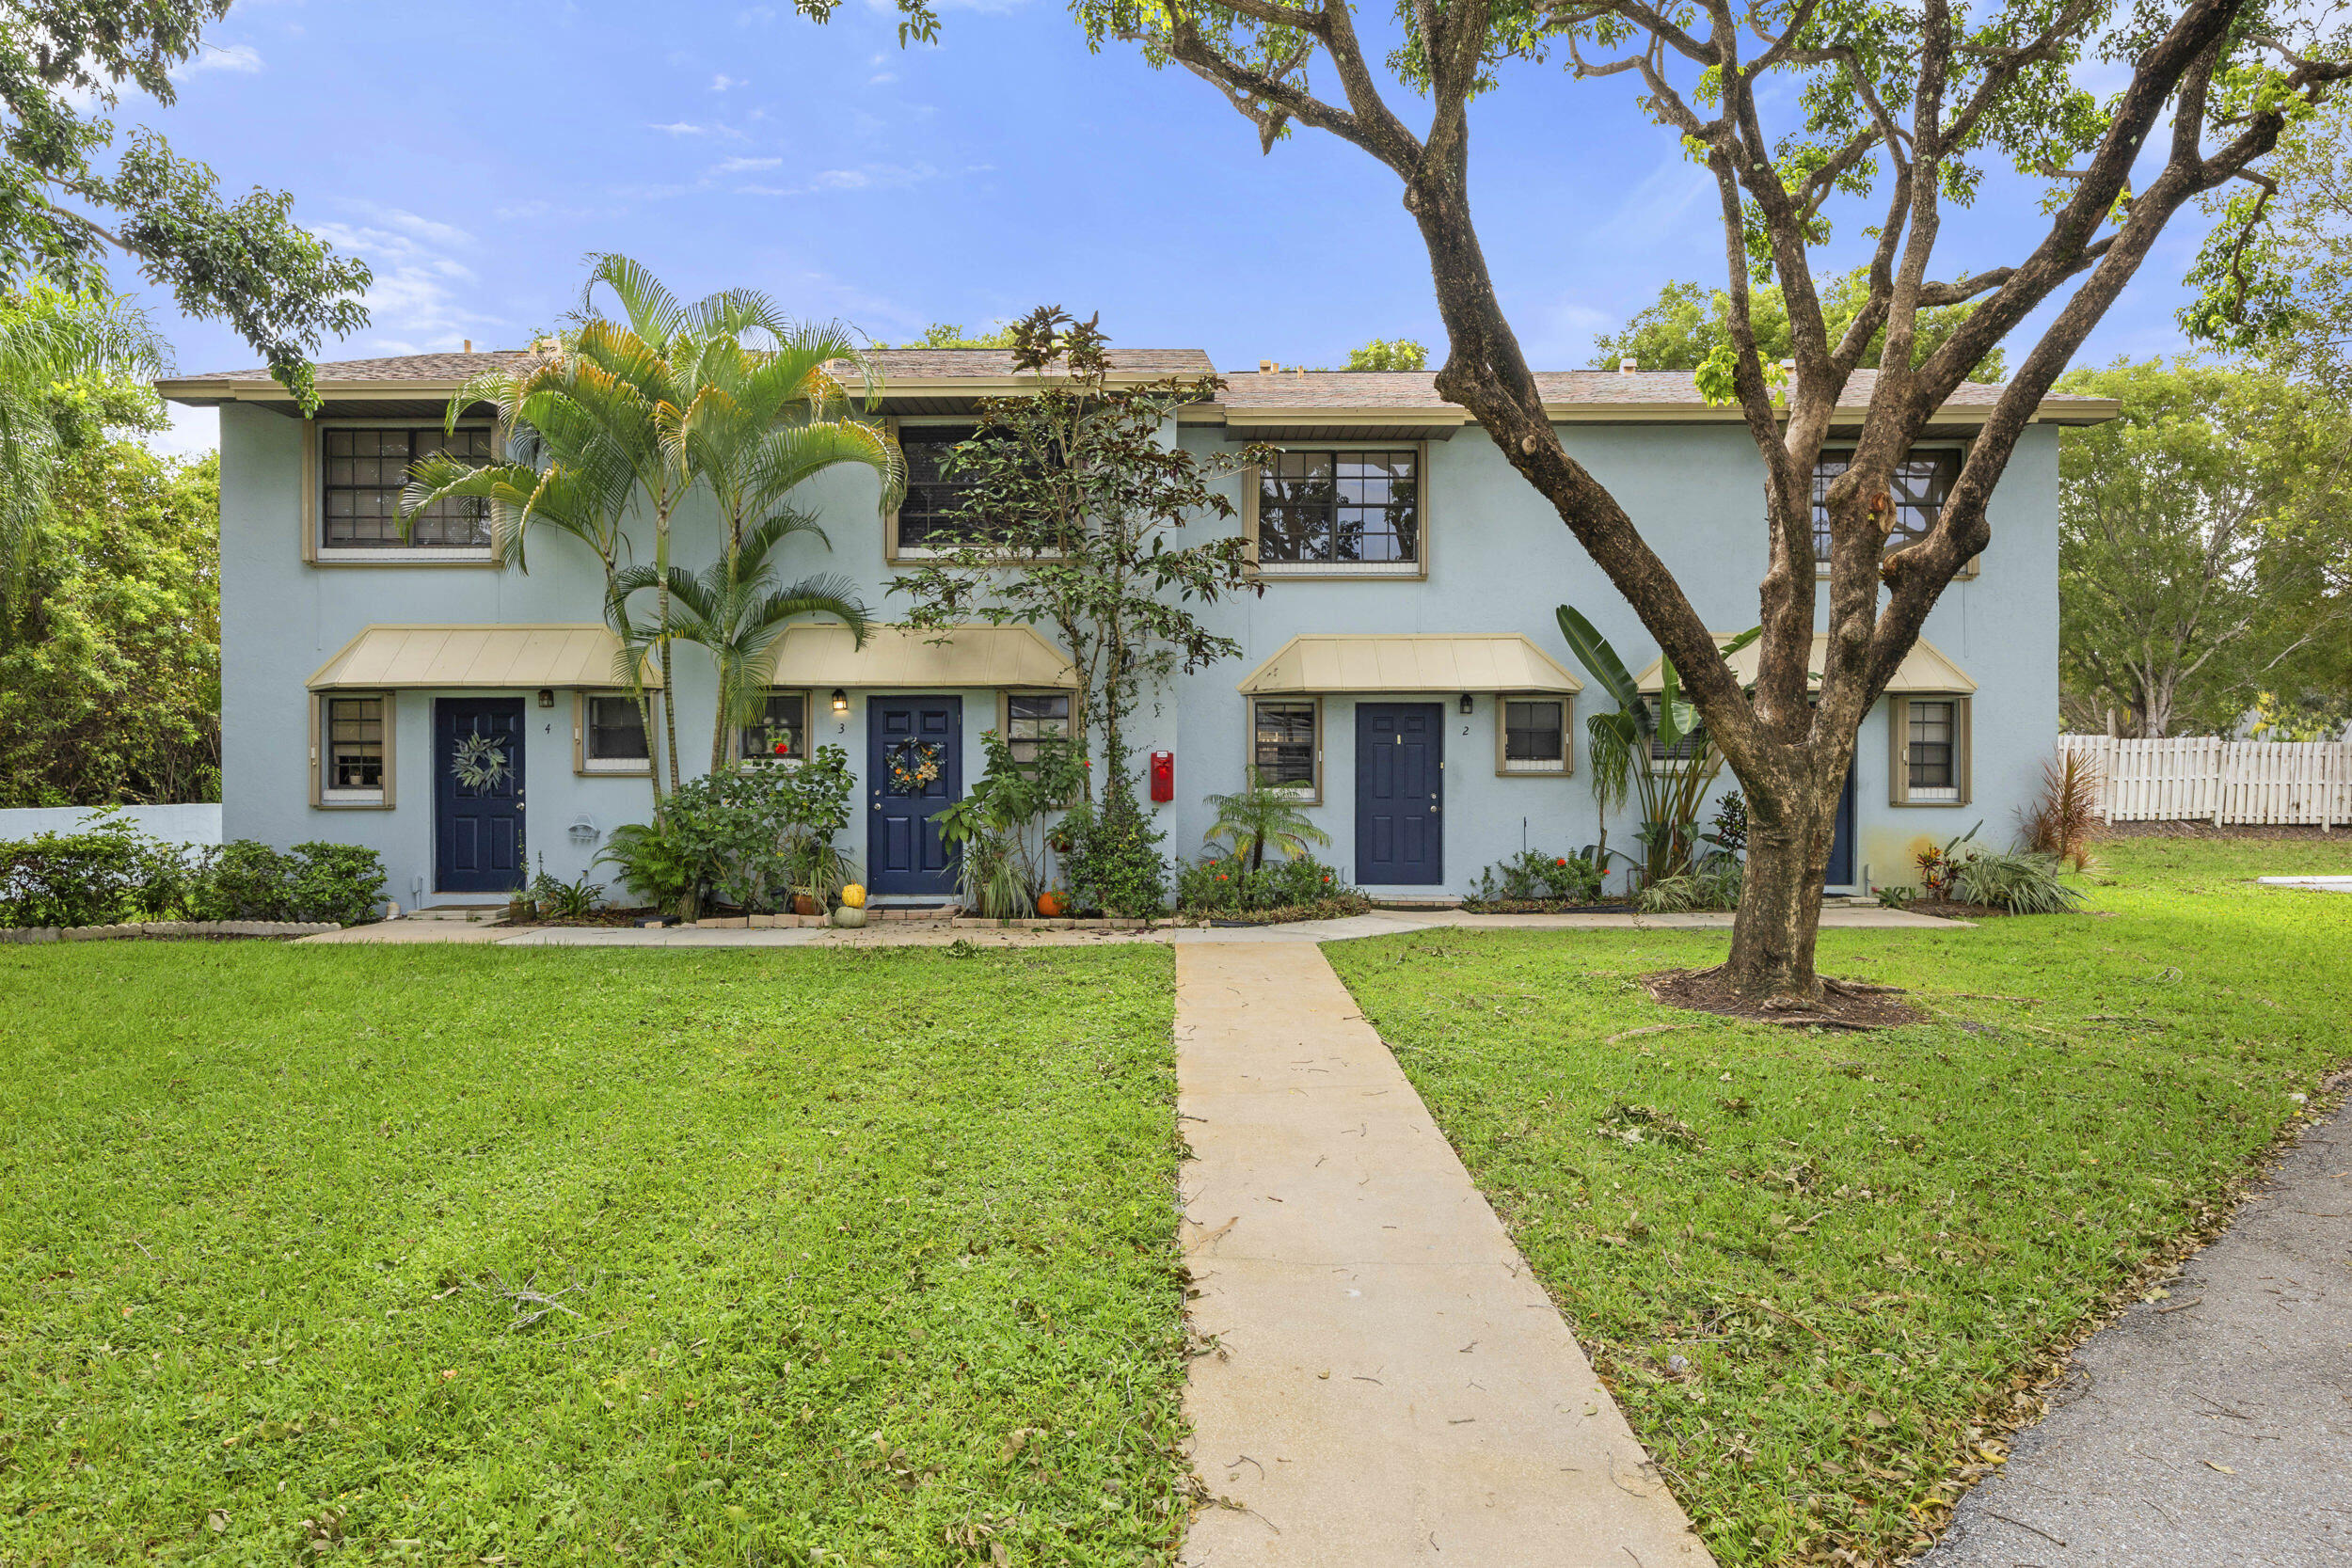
1237 634 1582 695
770 624 1077 689
307 625 658 690
1634 632 1976 694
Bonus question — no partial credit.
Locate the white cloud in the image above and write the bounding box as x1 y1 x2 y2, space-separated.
308 209 499 355
340 200 473 249
651 120 718 135
143 401 218 461
172 41 263 77
711 155 784 175
738 161 942 197
870 71 897 85
711 72 746 92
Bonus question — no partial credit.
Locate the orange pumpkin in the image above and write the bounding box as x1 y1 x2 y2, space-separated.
1036 890 1067 919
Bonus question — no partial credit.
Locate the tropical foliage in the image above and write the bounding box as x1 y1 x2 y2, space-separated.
1201 767 1331 872
934 728 1088 917
1557 606 1756 889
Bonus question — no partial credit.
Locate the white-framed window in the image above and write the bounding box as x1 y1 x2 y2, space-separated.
313 423 497 562
739 691 809 766
1251 447 1422 577
1498 696 1571 774
580 694 652 775
1003 690 1073 769
315 692 393 807
1890 695 1971 804
1249 697 1322 801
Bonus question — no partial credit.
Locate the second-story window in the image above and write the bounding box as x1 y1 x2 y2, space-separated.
1257 450 1420 570
322 425 495 551
897 425 994 551
1811 449 1960 562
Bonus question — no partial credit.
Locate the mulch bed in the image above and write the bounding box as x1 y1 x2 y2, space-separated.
1641 965 1928 1031
506 907 654 928
1895 896 2016 919
1201 895 1375 927
1460 897 1639 914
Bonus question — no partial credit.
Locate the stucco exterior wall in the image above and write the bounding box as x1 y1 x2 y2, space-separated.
216 400 2058 905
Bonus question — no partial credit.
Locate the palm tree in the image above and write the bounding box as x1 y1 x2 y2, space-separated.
1202 768 1332 872
612 508 872 772
403 349 671 799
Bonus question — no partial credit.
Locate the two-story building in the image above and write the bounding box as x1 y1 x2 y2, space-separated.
158 348 2113 910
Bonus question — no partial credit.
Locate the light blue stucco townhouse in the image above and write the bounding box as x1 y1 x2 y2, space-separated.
157 348 2115 911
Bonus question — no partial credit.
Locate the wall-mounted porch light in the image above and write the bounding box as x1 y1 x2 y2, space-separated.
1458 693 1475 716
537 689 556 709
830 689 850 715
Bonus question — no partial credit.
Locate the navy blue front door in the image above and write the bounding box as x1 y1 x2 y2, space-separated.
1356 703 1443 885
867 696 961 897
1826 764 1857 887
434 697 526 894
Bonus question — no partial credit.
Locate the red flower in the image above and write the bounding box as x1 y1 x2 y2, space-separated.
1555 857 1567 866
1216 873 1228 881
773 740 790 755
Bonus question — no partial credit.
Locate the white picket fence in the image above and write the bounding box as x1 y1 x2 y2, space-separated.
2058 736 2352 827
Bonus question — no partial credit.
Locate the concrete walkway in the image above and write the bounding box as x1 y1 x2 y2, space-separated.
1918 1089 2352 1567
304 903 1953 946
2255 875 2352 893
1175 941 1714 1567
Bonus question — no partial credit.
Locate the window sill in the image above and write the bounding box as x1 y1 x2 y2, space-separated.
1896 789 1963 804
887 546 1070 565
579 762 652 777
1252 560 1424 580
314 546 497 566
1499 760 1569 776
318 791 389 809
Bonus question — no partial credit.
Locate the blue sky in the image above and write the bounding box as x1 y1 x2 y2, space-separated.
133 0 2206 455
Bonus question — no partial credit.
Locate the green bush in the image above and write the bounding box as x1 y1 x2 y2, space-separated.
1634 858 1743 913
0 818 385 928
1176 851 1355 914
1061 781 1168 918
186 840 388 925
596 750 860 920
0 812 186 927
1952 850 2083 914
1472 849 1606 905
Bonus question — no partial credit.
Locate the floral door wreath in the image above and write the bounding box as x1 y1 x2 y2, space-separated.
885 738 943 793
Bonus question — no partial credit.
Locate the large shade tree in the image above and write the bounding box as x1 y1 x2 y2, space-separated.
1 1 371 405
805 0 2352 1005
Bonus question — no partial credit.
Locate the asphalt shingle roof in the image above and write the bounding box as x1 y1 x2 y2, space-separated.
171 349 2109 415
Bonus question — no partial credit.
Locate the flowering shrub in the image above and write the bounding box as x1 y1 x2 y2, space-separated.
1471 849 1605 905
1176 852 1357 915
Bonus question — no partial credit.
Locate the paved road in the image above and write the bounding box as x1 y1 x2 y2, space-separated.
1919 1090 2352 1567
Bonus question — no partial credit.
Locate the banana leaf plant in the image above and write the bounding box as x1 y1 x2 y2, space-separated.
1555 607 1759 889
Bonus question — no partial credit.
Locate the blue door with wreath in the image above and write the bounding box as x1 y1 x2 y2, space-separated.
867 696 961 898
435 696 526 894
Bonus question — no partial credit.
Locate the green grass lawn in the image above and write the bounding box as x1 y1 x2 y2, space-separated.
1324 835 2352 1568
0 942 1185 1567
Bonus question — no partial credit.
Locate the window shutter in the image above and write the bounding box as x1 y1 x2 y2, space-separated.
1887 696 1910 806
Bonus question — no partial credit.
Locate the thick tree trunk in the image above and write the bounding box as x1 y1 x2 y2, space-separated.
1719 736 1847 1000
1724 770 1837 999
